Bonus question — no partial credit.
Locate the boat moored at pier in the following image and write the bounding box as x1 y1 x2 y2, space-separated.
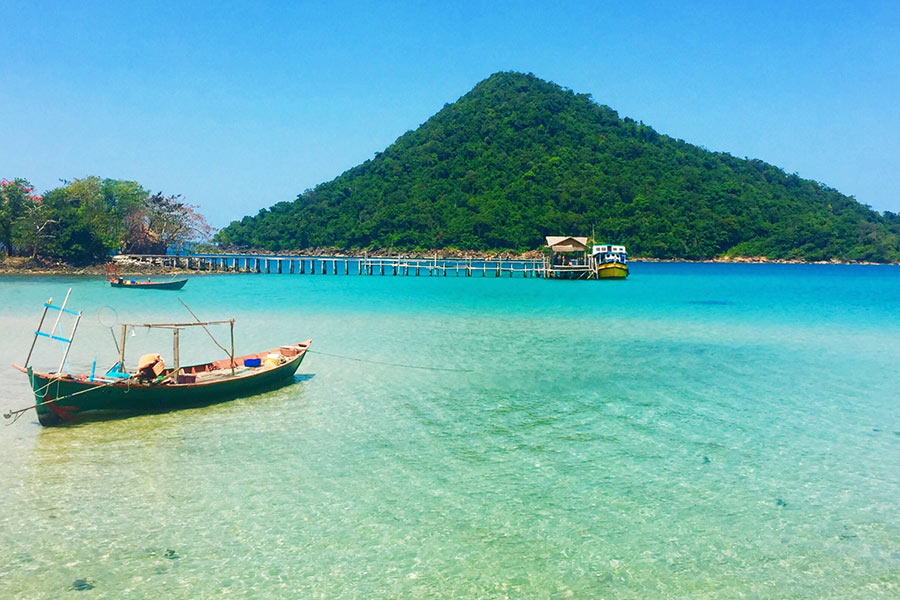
592 244 629 280
544 236 629 280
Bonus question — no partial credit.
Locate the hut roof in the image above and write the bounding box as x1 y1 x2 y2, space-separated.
545 236 589 252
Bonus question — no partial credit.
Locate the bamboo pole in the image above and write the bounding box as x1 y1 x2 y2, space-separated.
122 319 233 328
47 289 71 348
24 300 51 368
177 300 234 364
173 328 180 375
119 324 127 366
57 311 81 375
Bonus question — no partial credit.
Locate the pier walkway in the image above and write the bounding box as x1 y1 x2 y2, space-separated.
113 254 573 278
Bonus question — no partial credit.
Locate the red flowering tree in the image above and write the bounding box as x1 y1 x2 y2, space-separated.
123 192 214 254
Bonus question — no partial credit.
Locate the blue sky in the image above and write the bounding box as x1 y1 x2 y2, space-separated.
2 1 898 228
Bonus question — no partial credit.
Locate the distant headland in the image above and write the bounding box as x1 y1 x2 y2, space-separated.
215 72 900 264
5 73 900 266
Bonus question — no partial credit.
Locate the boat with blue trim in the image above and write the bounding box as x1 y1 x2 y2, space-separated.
5 291 310 426
591 244 629 279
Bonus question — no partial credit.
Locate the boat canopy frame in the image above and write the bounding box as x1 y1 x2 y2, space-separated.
117 318 236 377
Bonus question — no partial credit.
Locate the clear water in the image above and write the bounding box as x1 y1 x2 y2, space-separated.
1 264 899 598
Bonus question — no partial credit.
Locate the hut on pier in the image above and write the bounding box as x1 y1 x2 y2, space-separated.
545 236 592 279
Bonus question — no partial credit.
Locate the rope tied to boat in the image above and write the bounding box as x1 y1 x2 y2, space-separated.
5 348 471 425
3 375 134 425
306 349 473 372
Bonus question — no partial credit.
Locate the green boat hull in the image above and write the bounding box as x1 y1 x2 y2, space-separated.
22 346 308 426
109 278 188 290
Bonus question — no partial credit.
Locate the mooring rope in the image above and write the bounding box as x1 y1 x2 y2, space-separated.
5 350 473 425
307 349 473 372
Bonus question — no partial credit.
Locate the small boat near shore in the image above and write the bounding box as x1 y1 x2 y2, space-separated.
106 264 188 290
5 291 311 426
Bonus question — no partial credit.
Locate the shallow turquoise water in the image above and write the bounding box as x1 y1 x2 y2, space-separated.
1 264 899 598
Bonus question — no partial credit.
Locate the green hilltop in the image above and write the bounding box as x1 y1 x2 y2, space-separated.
216 72 900 261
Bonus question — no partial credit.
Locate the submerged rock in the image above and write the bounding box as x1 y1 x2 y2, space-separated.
71 578 94 591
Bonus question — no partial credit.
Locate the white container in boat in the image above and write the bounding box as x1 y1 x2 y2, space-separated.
265 353 281 367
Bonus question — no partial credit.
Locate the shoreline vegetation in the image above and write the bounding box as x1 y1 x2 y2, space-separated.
7 74 900 272
1 252 893 277
213 73 900 265
0 176 212 268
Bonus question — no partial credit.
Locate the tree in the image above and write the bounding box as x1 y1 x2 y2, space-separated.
123 192 214 254
36 186 107 264
31 177 215 259
16 196 56 258
101 178 148 250
0 178 40 256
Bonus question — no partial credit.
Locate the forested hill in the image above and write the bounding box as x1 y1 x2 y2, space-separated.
216 72 900 261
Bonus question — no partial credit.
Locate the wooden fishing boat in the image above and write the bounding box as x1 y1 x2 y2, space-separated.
109 277 188 290
5 292 311 426
13 343 310 426
106 264 187 290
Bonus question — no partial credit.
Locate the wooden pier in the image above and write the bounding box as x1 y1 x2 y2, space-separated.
113 254 552 278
